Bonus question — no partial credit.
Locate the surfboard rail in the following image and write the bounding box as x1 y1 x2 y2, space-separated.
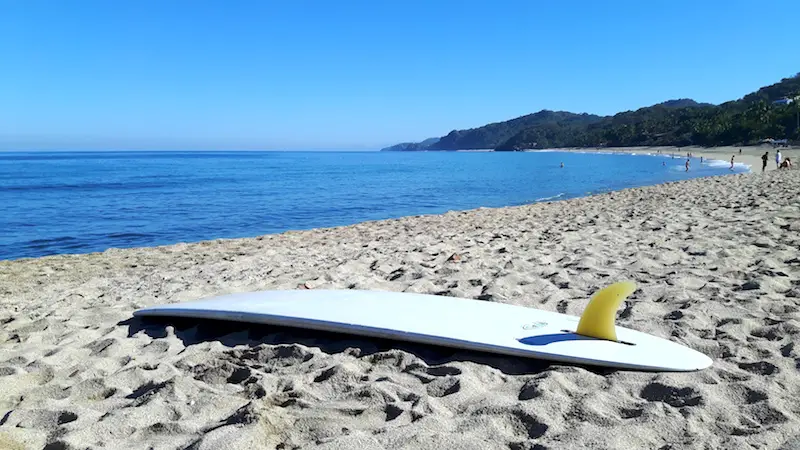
133 283 713 372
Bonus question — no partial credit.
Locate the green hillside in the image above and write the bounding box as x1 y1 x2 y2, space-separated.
381 73 800 151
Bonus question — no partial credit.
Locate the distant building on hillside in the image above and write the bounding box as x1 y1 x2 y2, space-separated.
762 138 790 147
773 97 795 105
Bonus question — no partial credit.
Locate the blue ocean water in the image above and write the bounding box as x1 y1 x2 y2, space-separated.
1 150 749 260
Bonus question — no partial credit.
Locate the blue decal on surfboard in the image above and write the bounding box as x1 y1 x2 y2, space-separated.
518 333 594 346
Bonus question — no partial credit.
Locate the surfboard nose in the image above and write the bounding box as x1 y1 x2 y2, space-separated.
677 347 714 371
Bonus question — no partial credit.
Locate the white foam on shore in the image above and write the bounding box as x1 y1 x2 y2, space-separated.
705 158 752 171
535 193 565 202
520 148 754 173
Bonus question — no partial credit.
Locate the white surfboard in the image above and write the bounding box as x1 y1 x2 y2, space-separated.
133 283 712 372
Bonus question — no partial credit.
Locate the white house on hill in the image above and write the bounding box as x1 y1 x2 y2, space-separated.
772 97 795 105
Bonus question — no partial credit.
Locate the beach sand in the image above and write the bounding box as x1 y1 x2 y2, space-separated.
1 167 800 449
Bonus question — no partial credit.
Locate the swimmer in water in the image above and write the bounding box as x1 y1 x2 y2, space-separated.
685 158 690 172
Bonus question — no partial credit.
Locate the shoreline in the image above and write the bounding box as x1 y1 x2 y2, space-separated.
0 173 749 264
2 147 766 263
1 169 799 449
544 144 799 173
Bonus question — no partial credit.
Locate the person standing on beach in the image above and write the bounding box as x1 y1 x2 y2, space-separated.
730 155 735 170
685 158 690 172
761 152 769 172
776 149 782 169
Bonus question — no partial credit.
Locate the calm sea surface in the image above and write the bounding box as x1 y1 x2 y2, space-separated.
0 150 749 260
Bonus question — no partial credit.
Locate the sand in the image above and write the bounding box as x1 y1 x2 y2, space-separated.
1 161 800 449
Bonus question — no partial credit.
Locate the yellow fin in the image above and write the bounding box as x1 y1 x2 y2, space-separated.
575 281 637 341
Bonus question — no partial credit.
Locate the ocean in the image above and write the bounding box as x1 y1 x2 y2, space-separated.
1 150 749 260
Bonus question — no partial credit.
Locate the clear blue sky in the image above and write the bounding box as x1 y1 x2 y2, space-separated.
2 0 798 151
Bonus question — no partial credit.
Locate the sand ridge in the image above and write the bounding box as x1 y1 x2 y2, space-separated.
1 169 800 449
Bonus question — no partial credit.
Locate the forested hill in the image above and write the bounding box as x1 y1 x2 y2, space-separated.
380 73 800 151
380 137 440 152
427 110 603 150
380 111 603 151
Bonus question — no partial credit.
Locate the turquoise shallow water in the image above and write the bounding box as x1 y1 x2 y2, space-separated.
0 150 749 260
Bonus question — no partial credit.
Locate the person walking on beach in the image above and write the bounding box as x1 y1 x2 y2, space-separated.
776 149 782 169
761 152 769 172
730 155 735 170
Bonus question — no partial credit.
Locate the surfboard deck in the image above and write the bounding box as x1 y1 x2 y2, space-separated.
133 289 712 372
